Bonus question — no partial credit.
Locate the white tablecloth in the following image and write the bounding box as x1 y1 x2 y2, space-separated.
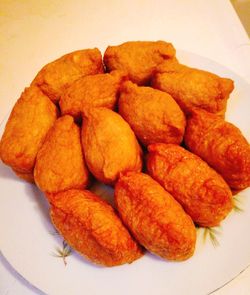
0 1 250 294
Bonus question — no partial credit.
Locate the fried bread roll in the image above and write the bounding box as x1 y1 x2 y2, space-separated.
0 86 57 175
50 189 143 266
185 109 250 190
34 115 89 193
104 41 175 85
32 48 104 103
81 107 142 185
119 81 185 146
60 71 127 121
147 143 233 226
115 172 196 261
152 62 234 117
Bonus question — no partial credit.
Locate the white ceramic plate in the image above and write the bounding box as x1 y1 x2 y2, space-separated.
0 50 250 295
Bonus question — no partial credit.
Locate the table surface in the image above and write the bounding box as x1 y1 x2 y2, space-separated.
0 1 250 294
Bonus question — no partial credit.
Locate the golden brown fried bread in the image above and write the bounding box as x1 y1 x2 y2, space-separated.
82 107 142 185
104 41 176 85
50 189 143 266
60 71 127 121
0 86 57 174
115 172 196 261
147 144 233 227
152 63 234 117
152 57 180 74
32 48 104 103
185 109 250 190
119 81 186 146
34 115 89 193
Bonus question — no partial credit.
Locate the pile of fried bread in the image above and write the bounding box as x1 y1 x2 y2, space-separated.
1 41 249 266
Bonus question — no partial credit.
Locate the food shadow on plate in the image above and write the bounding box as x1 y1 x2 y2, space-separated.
71 248 105 269
0 162 18 181
0 160 54 235
146 251 195 266
90 181 115 207
145 251 170 263
24 182 51 228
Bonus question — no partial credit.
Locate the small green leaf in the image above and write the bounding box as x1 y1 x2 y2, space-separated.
49 230 60 236
233 195 244 213
202 227 221 247
52 240 72 266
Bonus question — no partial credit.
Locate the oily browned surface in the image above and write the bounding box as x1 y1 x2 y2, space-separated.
147 143 233 227
185 109 250 190
60 70 127 120
152 62 234 117
115 172 196 261
104 41 175 85
34 115 89 193
32 48 104 103
119 81 186 146
152 57 180 74
81 107 142 185
50 189 143 266
0 85 58 174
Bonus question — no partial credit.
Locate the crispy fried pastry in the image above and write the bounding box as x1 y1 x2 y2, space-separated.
104 41 175 85
0 86 58 174
115 172 196 261
32 48 104 103
34 115 89 193
147 144 233 226
50 189 143 266
60 71 127 121
119 81 186 146
184 109 250 190
152 62 234 117
81 107 142 185
152 57 179 74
